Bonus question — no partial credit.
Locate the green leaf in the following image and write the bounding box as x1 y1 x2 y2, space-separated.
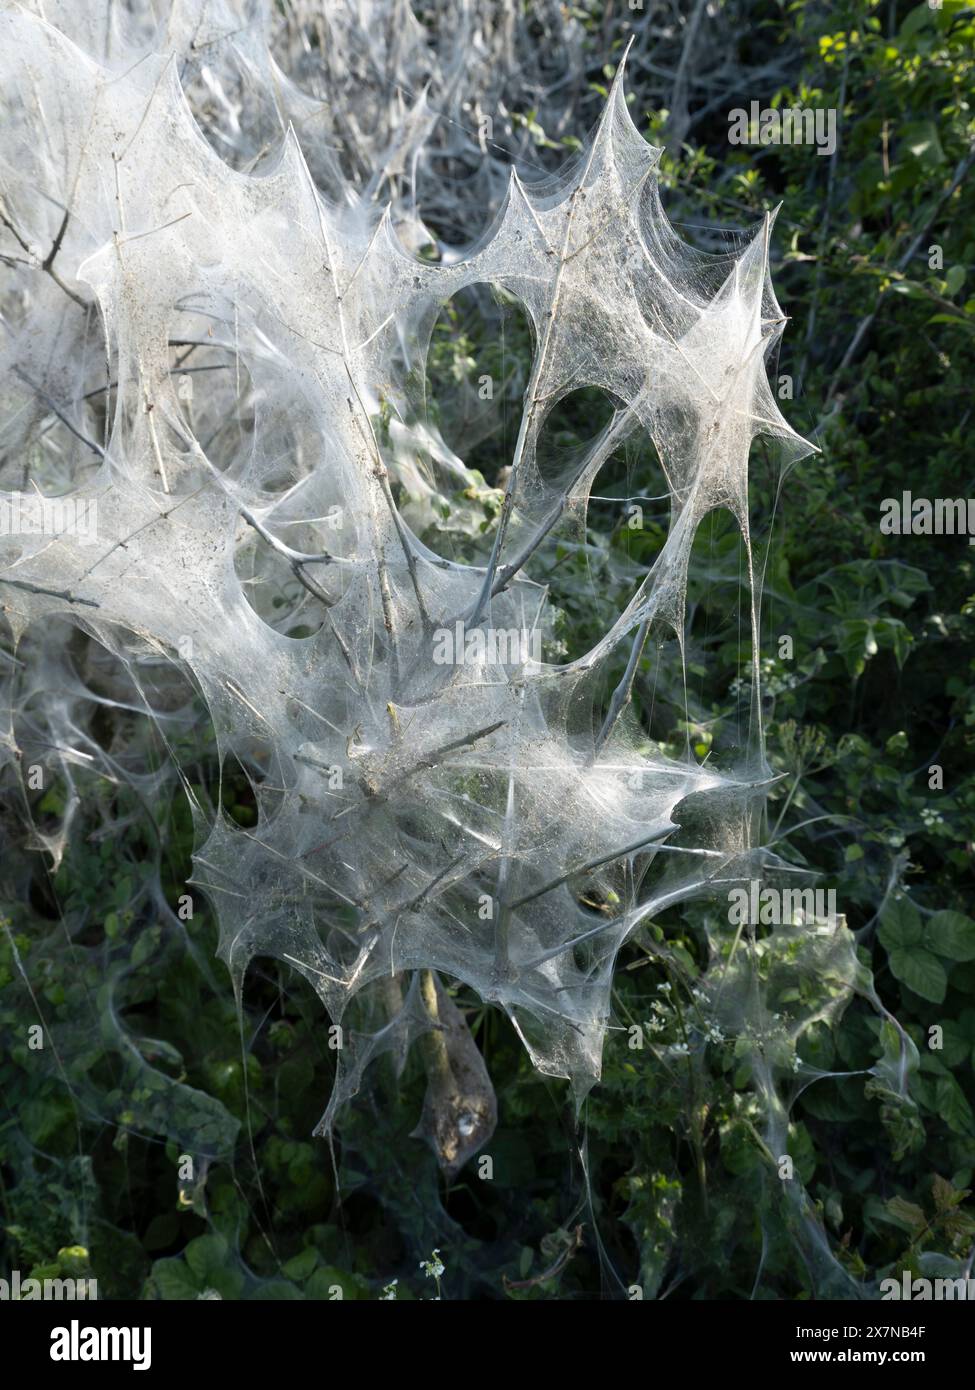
282 1248 319 1281
131 924 160 968
944 265 966 297
305 1267 361 1301
153 1257 201 1300
720 1119 763 1176
931 1174 968 1211
926 911 975 962
787 1122 817 1184
181 1235 243 1297
888 947 947 1003
878 896 923 949
935 1076 975 1136
899 4 932 39
900 120 945 167
885 1195 926 1234
932 1021 973 1067
144 1214 179 1252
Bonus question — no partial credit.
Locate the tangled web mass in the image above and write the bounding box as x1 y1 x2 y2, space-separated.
0 1 902 1231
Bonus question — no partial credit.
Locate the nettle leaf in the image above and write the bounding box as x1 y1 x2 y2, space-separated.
926 910 975 962
888 948 947 1004
884 1195 926 1235
931 1174 969 1211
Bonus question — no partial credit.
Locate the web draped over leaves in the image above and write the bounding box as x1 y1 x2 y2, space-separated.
0 0 919 1296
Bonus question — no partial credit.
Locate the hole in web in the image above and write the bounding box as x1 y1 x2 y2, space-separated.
487 386 622 666
422 283 533 490
586 428 670 547
179 44 286 175
534 386 616 492
240 954 344 1136
168 296 356 502
219 751 259 830
215 736 291 831
683 506 752 769
166 304 258 484
233 524 329 638
64 626 199 727
168 338 252 475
